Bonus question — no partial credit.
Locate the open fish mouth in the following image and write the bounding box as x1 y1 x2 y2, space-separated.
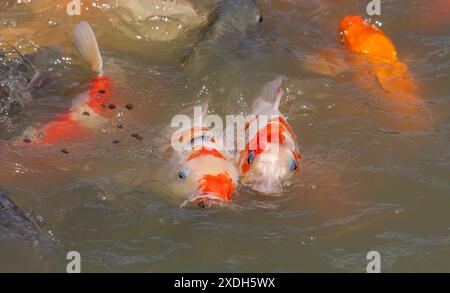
180 193 225 208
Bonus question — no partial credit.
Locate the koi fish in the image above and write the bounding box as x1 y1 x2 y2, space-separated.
235 76 301 193
164 106 239 208
19 21 116 144
0 40 49 108
338 15 418 99
183 0 262 75
0 189 63 272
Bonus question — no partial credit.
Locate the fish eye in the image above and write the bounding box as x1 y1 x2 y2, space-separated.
290 159 298 172
247 151 255 165
256 14 263 23
177 170 188 180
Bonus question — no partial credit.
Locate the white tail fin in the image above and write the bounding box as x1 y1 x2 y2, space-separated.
73 21 103 75
251 76 285 115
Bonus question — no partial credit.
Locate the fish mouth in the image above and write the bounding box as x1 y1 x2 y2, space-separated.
247 178 283 194
180 193 225 208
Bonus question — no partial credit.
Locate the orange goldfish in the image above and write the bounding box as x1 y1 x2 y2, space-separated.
338 15 418 99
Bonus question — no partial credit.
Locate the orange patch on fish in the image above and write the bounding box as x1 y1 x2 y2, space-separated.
198 173 235 201
187 147 225 161
41 113 92 144
87 76 114 116
247 117 290 151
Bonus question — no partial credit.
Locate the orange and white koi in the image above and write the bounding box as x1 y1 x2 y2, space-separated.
170 110 238 207
235 76 301 193
19 21 116 144
338 15 418 98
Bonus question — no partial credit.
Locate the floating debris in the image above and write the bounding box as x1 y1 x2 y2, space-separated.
125 103 133 110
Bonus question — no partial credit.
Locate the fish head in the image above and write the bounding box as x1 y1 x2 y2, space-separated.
215 0 263 31
338 15 397 63
238 0 263 24
175 148 238 208
240 143 300 194
338 15 368 47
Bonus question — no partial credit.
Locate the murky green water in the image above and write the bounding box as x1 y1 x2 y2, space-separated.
0 0 449 272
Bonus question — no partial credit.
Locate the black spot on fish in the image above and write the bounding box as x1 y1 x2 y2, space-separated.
98 89 106 94
125 103 133 110
101 102 107 108
61 148 69 154
82 111 90 116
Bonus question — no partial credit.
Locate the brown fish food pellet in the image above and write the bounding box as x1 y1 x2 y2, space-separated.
83 111 90 116
61 148 69 154
117 124 123 129
125 103 133 110
113 140 120 144
108 104 116 110
131 133 143 141
23 138 32 143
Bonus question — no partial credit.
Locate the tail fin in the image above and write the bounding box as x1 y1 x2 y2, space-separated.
73 21 103 74
251 76 285 114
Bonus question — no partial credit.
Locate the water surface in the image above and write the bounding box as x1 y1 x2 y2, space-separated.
0 0 449 272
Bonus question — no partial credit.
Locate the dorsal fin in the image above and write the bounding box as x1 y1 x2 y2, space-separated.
251 76 285 114
73 21 103 75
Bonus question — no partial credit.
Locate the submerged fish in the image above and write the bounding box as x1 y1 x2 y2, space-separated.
18 21 117 144
0 190 63 272
183 0 262 74
302 15 418 102
0 41 49 111
114 0 206 41
233 77 301 194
